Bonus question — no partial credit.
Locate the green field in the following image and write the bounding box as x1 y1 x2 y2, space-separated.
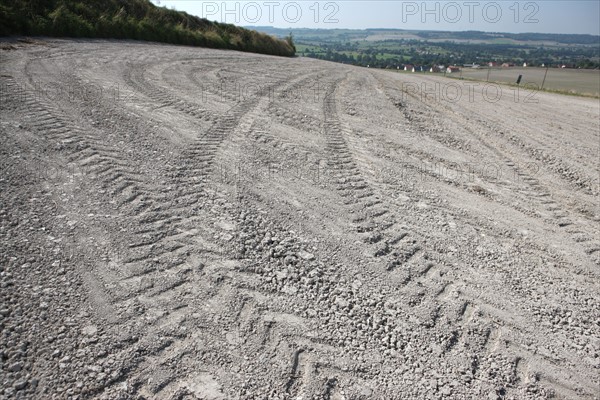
458 67 600 96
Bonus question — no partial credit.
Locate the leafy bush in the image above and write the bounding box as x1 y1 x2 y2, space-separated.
0 0 295 57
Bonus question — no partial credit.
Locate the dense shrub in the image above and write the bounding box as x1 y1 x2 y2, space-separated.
0 0 295 57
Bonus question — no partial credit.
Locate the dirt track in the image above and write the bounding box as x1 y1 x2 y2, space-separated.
1 39 599 399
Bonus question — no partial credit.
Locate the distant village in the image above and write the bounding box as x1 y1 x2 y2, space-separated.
393 62 578 74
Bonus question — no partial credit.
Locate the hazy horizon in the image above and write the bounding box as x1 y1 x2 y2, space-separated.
244 25 600 36
152 1 600 35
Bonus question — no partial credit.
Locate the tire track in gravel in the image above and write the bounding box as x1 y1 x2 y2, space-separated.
22 55 185 249
251 70 329 169
374 73 600 266
227 204 394 398
433 277 599 399
380 73 597 197
19 60 151 214
182 70 420 398
436 100 600 254
266 71 327 134
5 43 598 399
98 61 329 397
185 64 240 105
5 62 182 396
123 60 218 122
445 111 600 259
204 72 352 399
64 53 598 399
15 54 286 398
162 57 265 105
323 73 427 274
106 70 278 399
16 56 219 397
338 72 600 398
328 71 593 392
188 72 358 398
454 94 598 195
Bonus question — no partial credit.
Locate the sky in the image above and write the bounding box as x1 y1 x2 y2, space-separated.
151 1 600 35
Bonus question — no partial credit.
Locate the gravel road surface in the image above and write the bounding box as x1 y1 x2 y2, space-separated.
1 39 599 399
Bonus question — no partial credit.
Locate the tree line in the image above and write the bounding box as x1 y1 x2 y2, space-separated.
301 39 599 69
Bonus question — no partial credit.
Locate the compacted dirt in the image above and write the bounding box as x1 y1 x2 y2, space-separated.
1 39 599 400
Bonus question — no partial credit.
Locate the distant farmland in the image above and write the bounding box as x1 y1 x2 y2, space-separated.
457 67 600 96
